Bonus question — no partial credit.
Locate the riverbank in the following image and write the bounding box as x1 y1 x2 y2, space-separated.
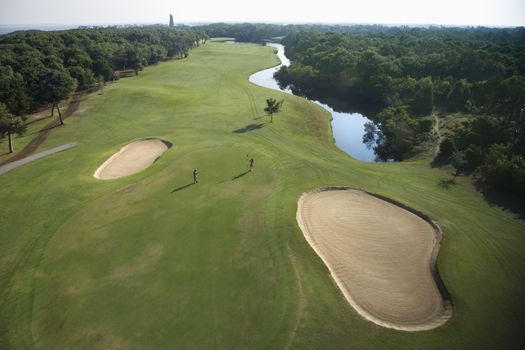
248 42 380 162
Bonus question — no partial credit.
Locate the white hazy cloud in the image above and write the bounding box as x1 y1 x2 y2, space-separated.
0 0 524 26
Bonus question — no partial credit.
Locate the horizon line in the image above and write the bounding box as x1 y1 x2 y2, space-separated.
1 21 523 29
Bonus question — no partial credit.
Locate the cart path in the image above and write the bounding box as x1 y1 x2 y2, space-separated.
0 143 77 175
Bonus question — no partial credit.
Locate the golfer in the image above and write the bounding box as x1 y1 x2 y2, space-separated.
193 168 199 184
249 158 254 172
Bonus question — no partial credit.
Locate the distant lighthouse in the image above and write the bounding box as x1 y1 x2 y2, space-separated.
169 14 175 28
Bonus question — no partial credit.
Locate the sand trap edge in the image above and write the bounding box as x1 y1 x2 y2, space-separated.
296 186 453 331
93 138 172 180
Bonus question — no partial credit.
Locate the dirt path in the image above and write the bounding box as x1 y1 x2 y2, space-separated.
0 93 82 166
296 187 452 331
0 143 77 175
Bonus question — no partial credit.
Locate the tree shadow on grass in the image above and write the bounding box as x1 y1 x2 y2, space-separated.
25 115 52 126
480 188 525 219
27 124 61 136
171 183 193 193
437 178 457 189
233 123 263 133
232 170 250 180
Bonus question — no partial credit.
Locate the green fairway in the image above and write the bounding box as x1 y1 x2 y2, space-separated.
1 41 524 349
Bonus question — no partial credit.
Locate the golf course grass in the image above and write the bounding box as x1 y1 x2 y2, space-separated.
0 40 524 349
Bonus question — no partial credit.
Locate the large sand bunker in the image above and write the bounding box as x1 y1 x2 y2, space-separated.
94 139 170 180
297 187 452 331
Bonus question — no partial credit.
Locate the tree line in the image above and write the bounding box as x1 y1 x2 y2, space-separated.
0 26 207 114
0 25 207 152
271 28 524 197
191 23 446 43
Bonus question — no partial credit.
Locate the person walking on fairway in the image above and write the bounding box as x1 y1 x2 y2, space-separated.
249 158 254 172
193 168 199 184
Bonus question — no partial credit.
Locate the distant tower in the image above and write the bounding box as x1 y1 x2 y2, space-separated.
169 14 174 28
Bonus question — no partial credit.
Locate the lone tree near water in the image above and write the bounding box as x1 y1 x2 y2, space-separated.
0 103 26 153
264 98 284 123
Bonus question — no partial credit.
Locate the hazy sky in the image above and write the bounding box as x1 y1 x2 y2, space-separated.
1 0 524 27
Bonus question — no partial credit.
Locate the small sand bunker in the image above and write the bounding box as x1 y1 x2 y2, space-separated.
94 139 170 180
297 187 452 331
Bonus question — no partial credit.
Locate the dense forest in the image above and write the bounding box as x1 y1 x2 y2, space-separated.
0 26 207 115
192 22 500 43
272 28 525 197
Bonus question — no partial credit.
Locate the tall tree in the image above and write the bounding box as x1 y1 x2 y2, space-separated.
38 70 76 125
0 103 26 153
264 98 284 123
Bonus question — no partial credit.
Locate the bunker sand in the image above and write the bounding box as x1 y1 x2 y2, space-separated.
94 139 169 180
297 187 452 331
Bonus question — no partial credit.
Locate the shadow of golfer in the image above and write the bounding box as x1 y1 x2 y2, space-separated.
232 170 250 180
171 183 193 193
233 123 264 133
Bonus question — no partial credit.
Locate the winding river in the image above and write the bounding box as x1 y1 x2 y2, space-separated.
248 43 379 162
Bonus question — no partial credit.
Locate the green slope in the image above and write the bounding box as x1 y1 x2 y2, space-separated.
0 41 524 350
